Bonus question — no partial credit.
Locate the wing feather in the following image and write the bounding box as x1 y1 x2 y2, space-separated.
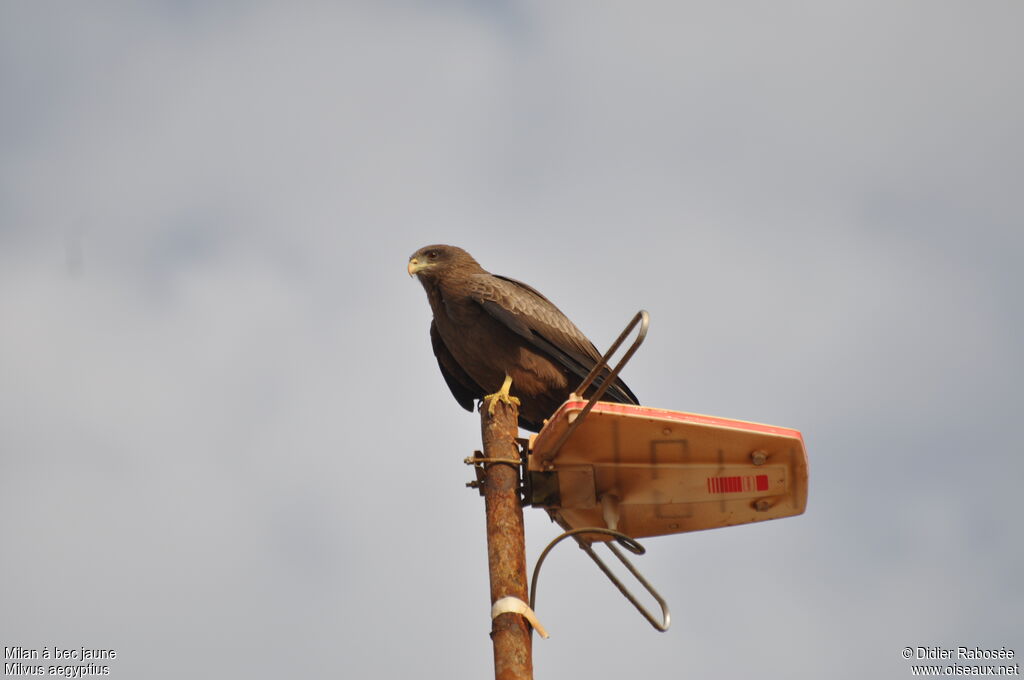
468 273 638 404
430 320 480 411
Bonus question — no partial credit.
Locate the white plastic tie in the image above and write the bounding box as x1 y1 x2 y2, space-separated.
490 596 549 639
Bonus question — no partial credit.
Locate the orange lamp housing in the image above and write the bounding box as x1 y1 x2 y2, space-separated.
527 401 809 541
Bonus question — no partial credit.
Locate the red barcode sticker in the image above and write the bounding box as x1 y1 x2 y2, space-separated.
707 474 769 494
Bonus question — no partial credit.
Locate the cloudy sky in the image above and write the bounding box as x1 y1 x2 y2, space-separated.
2 2 1021 678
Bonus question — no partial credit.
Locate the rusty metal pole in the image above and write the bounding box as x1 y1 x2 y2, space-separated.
481 397 533 680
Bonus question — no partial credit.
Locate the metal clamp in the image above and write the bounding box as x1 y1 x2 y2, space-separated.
464 456 523 467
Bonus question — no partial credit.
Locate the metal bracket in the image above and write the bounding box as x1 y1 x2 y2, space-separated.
542 310 649 463
530 527 671 633
465 440 531 501
523 311 667 632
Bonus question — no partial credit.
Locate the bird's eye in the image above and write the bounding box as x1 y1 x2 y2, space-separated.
426 250 438 259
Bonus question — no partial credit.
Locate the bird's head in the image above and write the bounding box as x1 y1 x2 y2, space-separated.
407 244 479 280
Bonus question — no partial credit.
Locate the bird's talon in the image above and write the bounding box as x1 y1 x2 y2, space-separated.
484 374 520 415
485 392 521 415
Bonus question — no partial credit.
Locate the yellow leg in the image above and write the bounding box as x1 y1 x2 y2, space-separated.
485 374 521 415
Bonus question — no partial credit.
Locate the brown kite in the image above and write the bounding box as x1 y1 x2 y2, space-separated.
408 244 638 432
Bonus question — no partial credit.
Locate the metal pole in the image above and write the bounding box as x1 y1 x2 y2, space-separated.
481 397 533 680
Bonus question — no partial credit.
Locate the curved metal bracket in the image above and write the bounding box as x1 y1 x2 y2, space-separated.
530 527 671 633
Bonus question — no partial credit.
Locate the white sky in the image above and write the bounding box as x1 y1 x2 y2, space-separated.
1 2 1021 678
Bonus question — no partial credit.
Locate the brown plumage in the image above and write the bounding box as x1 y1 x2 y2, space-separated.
407 244 638 432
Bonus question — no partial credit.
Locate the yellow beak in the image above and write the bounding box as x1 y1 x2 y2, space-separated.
407 258 420 277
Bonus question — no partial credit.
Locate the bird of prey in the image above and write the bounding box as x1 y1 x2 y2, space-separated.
407 244 638 432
